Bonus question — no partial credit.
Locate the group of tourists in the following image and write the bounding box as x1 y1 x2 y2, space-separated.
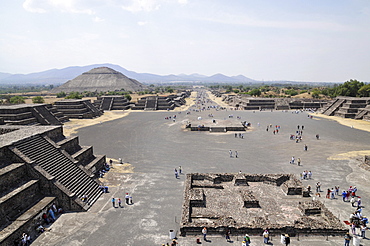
111 193 133 208
229 150 238 158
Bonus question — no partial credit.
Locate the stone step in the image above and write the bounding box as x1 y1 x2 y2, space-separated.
0 196 56 245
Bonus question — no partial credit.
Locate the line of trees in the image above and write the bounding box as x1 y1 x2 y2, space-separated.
209 79 369 98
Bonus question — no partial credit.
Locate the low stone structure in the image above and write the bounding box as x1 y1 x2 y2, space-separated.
319 96 370 120
54 99 102 119
0 104 68 125
181 173 347 237
0 125 105 245
132 91 191 111
223 95 327 111
94 95 131 111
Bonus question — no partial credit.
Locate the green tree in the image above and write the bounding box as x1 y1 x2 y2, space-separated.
56 92 66 98
249 88 261 96
124 94 132 101
333 79 364 97
32 96 45 103
358 84 370 97
9 96 25 104
65 92 83 99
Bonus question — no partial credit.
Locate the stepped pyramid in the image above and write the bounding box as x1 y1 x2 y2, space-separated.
52 67 147 93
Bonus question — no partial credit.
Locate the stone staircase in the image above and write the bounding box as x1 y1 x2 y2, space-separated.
55 99 102 119
0 104 67 126
30 105 62 125
322 98 345 116
145 97 157 110
101 97 112 110
13 135 102 207
0 161 56 245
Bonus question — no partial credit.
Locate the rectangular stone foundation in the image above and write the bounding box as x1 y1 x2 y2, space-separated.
181 173 347 237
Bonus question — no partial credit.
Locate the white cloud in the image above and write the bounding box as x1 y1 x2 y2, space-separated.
137 21 148 26
178 0 188 5
23 0 47 13
93 16 104 22
23 0 95 15
121 0 161 12
201 14 354 32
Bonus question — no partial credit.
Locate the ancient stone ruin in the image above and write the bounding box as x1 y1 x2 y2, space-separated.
54 99 102 119
94 95 131 111
132 91 190 111
0 125 105 245
180 173 347 237
220 94 327 111
319 97 370 120
51 67 147 93
0 104 68 125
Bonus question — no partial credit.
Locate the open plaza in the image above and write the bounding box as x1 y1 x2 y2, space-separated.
8 90 370 245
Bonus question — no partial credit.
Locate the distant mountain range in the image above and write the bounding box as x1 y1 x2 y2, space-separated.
0 63 257 85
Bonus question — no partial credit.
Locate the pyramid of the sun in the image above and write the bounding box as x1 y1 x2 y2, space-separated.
52 67 147 93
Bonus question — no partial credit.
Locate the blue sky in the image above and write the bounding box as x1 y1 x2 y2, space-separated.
1 0 369 82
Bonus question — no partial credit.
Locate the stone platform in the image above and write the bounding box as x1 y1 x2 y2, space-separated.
181 173 347 237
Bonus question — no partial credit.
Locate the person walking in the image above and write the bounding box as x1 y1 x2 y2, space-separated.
179 166 182 174
344 232 351 246
112 197 115 207
118 198 122 207
235 151 238 158
229 150 233 158
284 234 290 246
297 158 301 166
244 234 251 246
225 229 231 242
175 169 179 179
304 144 308 151
125 193 130 205
202 227 207 241
262 229 269 244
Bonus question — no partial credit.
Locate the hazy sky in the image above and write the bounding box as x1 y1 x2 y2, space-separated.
1 0 370 82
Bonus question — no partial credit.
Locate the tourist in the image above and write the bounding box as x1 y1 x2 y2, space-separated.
225 229 231 242
171 239 178 246
351 222 356 235
244 234 251 246
48 208 56 221
112 198 115 207
346 190 351 201
241 241 247 246
229 150 233 158
175 169 179 179
297 158 301 166
262 229 269 244
179 166 182 174
129 195 133 205
330 188 335 199
360 224 367 238
308 171 312 179
335 186 340 196
118 198 122 208
326 189 331 199
235 151 238 158
125 193 130 204
304 144 308 151
284 234 290 246
316 182 321 192
357 198 362 208
316 134 320 140
341 190 347 201
290 156 295 164
202 227 207 241
21 232 31 245
350 197 357 207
